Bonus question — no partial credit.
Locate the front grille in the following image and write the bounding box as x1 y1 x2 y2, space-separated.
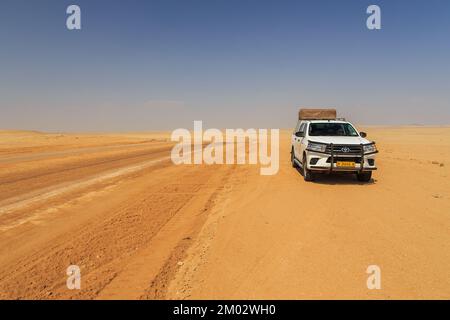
326 157 362 164
325 144 362 155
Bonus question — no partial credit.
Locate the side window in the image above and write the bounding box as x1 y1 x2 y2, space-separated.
294 121 301 133
299 123 306 134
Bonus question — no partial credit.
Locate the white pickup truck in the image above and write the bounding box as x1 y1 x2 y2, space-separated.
291 109 378 182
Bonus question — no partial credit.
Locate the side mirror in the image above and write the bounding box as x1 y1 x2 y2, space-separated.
295 131 304 138
360 132 367 138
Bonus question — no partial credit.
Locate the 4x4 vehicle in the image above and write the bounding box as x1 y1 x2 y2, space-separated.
291 109 378 182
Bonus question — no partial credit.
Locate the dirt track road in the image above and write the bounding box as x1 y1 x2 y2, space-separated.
0 128 449 299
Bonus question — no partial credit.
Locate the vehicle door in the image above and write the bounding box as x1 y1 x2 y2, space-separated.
292 120 301 156
294 122 306 160
298 122 309 158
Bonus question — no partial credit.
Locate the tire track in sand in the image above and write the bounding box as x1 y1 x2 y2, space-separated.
0 155 171 216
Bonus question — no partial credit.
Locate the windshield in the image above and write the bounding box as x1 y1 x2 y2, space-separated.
309 123 359 136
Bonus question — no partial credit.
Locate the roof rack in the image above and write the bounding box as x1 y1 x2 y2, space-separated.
321 118 347 122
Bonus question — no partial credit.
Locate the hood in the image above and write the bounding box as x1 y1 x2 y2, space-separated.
308 136 371 145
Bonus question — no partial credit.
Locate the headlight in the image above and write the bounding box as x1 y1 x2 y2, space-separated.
307 142 327 153
363 144 377 153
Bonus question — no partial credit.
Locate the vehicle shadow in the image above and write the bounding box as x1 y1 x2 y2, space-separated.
294 167 377 185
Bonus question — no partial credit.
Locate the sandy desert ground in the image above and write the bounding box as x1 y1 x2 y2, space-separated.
0 127 449 299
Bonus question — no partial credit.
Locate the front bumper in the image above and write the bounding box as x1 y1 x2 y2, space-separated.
305 150 378 173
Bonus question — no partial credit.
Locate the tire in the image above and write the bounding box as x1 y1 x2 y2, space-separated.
291 148 298 168
357 171 372 182
302 154 314 181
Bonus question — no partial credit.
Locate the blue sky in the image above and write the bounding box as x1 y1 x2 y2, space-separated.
0 0 449 131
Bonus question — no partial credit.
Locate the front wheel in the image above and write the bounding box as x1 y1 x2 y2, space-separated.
357 171 372 182
302 154 314 182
